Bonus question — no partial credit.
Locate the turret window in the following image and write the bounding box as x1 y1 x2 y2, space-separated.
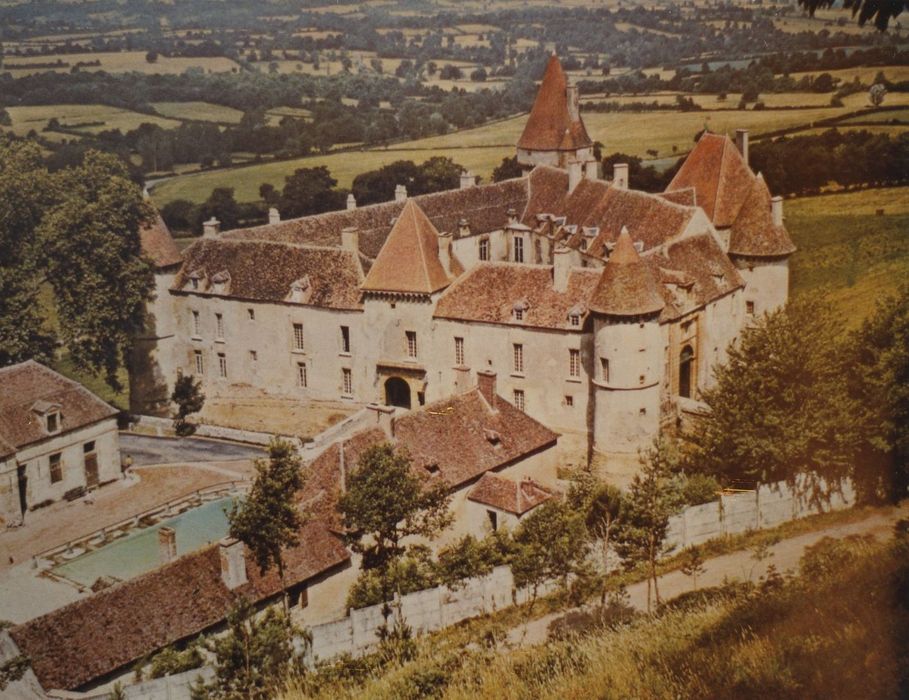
600 358 610 383
406 331 418 359
679 345 694 398
746 301 755 315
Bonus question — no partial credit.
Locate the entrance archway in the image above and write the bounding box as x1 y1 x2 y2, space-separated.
384 377 412 409
679 345 694 399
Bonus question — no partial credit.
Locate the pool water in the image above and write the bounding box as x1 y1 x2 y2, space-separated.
52 497 238 587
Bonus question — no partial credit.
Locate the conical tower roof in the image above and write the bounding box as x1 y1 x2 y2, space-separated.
589 229 665 316
518 54 592 152
361 199 451 294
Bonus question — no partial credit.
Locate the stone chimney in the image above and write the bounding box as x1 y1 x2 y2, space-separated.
460 171 475 189
395 184 408 203
202 217 221 238
568 160 583 193
158 526 176 565
567 84 580 122
219 538 248 590
367 403 395 439
458 218 471 237
613 163 629 190
584 160 598 181
341 226 359 254
552 244 571 293
346 193 357 211
476 370 497 410
437 231 453 276
771 196 783 226
268 207 281 225
736 128 749 166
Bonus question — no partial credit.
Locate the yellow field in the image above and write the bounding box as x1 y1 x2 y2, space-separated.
3 51 240 77
773 12 876 35
151 102 244 124
3 104 181 136
789 65 909 84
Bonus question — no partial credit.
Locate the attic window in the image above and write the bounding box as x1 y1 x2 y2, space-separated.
426 463 440 476
484 428 502 445
633 241 645 254
568 304 585 327
187 270 204 291
287 276 313 304
553 216 567 227
513 299 530 322
46 411 60 434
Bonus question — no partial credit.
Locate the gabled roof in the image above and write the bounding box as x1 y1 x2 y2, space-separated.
139 212 182 269
666 132 754 228
361 199 451 295
728 175 796 257
517 54 591 152
589 229 666 317
467 473 554 515
0 361 118 456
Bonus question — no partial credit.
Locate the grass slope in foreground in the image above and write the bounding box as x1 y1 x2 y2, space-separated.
787 186 909 326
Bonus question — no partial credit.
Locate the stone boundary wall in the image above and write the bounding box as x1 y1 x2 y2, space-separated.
46 667 214 700
130 415 301 448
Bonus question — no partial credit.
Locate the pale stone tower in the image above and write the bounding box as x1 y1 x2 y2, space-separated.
589 229 665 453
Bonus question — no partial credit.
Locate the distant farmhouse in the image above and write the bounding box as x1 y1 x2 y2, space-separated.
132 54 795 465
0 361 121 526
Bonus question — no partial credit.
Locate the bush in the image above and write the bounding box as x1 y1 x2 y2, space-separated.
798 534 877 581
547 598 638 640
678 472 721 506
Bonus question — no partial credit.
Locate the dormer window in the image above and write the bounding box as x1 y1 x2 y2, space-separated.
633 241 645 254
287 276 313 304
513 299 530 322
567 304 585 328
187 270 205 291
210 270 231 295
46 411 60 434
33 400 63 434
484 428 502 445
426 463 440 476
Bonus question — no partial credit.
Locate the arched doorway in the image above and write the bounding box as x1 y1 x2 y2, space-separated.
384 377 411 409
679 345 694 399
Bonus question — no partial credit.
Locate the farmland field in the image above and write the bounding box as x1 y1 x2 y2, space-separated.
2 51 240 77
787 186 909 325
150 102 245 124
3 104 181 137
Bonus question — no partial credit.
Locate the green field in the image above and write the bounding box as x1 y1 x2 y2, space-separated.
4 104 181 137
151 102 245 124
787 186 909 326
3 51 240 77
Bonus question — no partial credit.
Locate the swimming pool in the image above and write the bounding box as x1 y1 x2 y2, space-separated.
51 496 238 587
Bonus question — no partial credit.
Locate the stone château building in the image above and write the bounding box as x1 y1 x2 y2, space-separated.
132 54 795 463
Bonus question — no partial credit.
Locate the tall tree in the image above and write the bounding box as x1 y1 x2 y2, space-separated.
229 439 306 610
38 150 154 390
797 0 907 31
338 444 451 629
278 166 346 219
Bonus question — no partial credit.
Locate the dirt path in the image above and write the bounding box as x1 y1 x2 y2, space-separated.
507 502 909 647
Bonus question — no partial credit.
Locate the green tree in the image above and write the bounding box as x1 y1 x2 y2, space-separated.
511 499 591 605
195 187 241 233
229 439 306 610
191 600 301 700
171 374 205 436
492 156 522 182
338 444 451 629
689 299 861 497
38 150 154 389
869 83 887 106
614 439 683 612
797 0 907 31
278 166 345 219
567 470 624 603
436 531 512 589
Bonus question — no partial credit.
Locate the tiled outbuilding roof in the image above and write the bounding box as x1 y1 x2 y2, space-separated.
434 263 600 330
361 200 452 295
10 520 348 691
139 212 183 268
0 361 118 457
728 175 796 257
589 229 666 317
517 55 591 152
467 473 554 515
174 239 363 309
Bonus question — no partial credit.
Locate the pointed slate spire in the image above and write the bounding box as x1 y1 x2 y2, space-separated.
589 228 665 316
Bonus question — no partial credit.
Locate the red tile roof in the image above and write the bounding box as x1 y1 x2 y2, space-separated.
517 55 591 152
361 200 452 295
139 212 182 268
10 520 348 691
467 473 554 515
728 175 796 257
174 239 363 309
589 229 666 317
0 361 118 457
666 132 754 228
434 263 600 330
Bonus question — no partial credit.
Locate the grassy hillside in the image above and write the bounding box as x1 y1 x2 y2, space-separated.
786 186 909 326
284 532 909 700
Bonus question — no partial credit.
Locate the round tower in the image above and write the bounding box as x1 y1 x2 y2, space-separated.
589 229 665 454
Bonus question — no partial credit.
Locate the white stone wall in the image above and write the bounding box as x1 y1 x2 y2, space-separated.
698 288 745 391
450 228 509 269
0 418 120 523
735 257 790 317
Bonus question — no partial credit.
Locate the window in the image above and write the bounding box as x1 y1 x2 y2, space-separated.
746 301 755 315
218 352 227 379
565 395 574 407
569 349 581 378
513 236 524 263
514 307 524 322
512 344 524 374
478 238 489 261
191 278 199 290
247 308 255 321
342 368 353 395
639 375 646 385
340 326 351 354
639 408 647 416
215 313 224 339
292 323 305 351
513 389 525 412
83 441 95 454
406 331 417 359
297 362 307 388
487 509 498 531
46 412 59 434
601 358 610 382
679 345 694 398
249 350 258 363
191 310 201 337
194 350 204 375
49 453 62 484
570 314 580 327
454 337 465 366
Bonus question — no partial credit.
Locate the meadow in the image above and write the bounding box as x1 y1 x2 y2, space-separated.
2 51 240 77
150 102 245 124
5 104 181 137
